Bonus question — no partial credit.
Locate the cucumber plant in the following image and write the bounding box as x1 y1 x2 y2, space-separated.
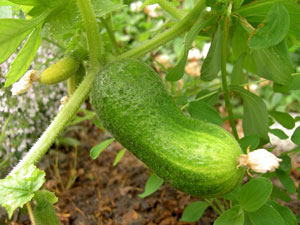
0 0 299 224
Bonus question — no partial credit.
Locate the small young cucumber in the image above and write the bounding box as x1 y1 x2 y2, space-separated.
91 59 245 197
39 56 79 85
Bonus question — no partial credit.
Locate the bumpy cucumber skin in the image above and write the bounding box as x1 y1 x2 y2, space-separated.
39 56 79 84
91 59 245 197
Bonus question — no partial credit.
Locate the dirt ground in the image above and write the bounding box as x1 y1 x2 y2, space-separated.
2 119 299 224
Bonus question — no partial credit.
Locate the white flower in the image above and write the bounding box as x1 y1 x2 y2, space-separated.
58 96 69 111
144 4 162 18
130 1 143 13
11 70 39 95
237 148 282 174
188 48 202 60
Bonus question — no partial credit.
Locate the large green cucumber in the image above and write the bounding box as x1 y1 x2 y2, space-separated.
91 59 244 197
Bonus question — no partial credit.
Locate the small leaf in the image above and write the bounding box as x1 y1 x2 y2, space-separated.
291 126 300 146
93 117 105 130
58 137 80 147
214 206 244 225
33 199 60 225
34 190 58 205
166 14 216 81
278 154 292 173
268 201 298 225
247 204 285 225
221 185 241 201
180 201 208 223
238 177 273 212
253 41 293 85
231 53 246 85
90 138 115 159
201 24 222 81
275 170 296 194
271 185 291 202
139 173 163 198
188 101 223 126
248 3 290 49
269 129 289 140
238 135 260 153
0 165 45 218
290 73 300 90
195 89 219 106
231 86 269 141
113 149 126 166
269 111 295 129
4 25 42 87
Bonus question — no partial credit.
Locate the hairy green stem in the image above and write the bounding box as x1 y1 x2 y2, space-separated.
157 0 186 20
204 199 222 215
221 3 239 140
26 202 36 225
77 0 103 67
214 198 225 213
118 0 206 59
100 17 121 54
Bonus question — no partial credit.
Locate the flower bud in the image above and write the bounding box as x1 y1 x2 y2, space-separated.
11 70 39 95
237 149 282 173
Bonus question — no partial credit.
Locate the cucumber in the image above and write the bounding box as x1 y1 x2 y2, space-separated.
39 56 79 84
91 59 244 197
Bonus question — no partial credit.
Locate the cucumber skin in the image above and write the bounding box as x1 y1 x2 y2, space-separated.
91 59 245 197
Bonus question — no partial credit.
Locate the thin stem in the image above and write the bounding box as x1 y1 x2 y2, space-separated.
214 198 225 213
118 0 206 59
26 202 36 225
77 0 103 67
42 37 66 50
221 3 239 140
157 0 186 20
10 69 98 174
204 199 222 215
100 17 121 54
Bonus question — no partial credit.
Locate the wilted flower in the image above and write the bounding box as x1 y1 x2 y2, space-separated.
11 70 39 95
58 96 69 111
237 148 282 174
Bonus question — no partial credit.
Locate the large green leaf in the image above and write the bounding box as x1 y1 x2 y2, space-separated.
238 177 273 212
231 53 246 85
4 25 42 87
248 3 290 49
247 204 285 225
201 24 222 81
139 173 163 198
269 201 298 225
180 201 208 223
275 170 296 194
188 101 223 126
166 14 217 81
253 41 294 85
235 0 300 38
231 86 269 141
214 206 244 225
0 165 45 218
231 25 249 59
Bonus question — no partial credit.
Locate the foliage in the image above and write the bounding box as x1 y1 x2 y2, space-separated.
0 0 299 224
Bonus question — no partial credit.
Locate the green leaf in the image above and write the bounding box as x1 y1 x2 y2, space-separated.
247 204 285 225
92 0 126 18
275 170 296 194
139 173 163 198
0 164 45 218
268 201 298 225
271 185 291 202
290 73 300 90
269 111 295 129
113 149 126 166
180 201 208 223
188 101 223 126
58 137 80 147
232 25 249 59
201 24 222 81
238 177 273 212
231 86 269 141
221 185 241 200
291 126 300 146
34 190 58 205
195 89 219 106
253 46 293 85
231 53 246 85
8 0 40 6
214 206 244 225
269 129 289 140
4 25 42 87
93 117 105 130
90 138 115 159
238 135 260 153
248 3 290 49
278 154 292 173
166 14 215 81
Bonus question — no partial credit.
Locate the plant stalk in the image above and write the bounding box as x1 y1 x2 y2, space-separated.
157 0 186 20
77 0 103 67
221 3 239 140
118 0 206 59
26 202 36 225
100 17 121 54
